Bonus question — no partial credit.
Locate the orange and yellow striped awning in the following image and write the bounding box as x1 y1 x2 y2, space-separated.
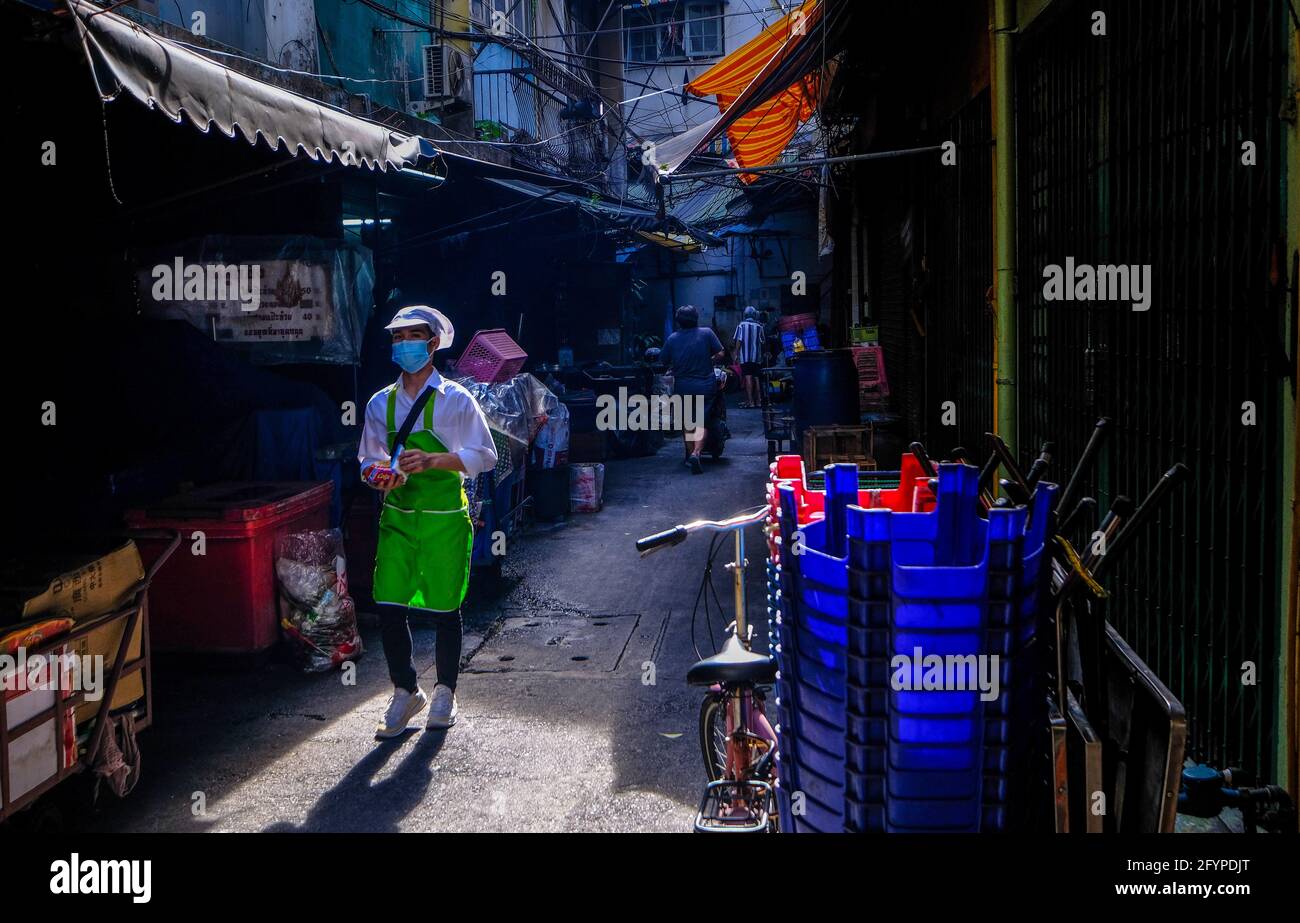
685 0 828 183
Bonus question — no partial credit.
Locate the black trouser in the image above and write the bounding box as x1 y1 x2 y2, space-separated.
379 607 462 694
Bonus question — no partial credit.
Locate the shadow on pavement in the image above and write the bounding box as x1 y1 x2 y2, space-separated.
264 729 449 833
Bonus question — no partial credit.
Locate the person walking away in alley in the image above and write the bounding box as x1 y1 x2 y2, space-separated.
359 305 498 738
660 304 725 475
732 306 765 409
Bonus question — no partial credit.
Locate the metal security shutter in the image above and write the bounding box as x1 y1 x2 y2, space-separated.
866 161 916 433
884 213 923 436
1016 0 1287 775
922 90 995 455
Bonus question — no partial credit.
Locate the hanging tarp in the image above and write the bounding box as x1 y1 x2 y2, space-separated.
634 230 704 252
66 0 432 172
135 236 375 365
684 0 828 183
652 0 849 179
703 73 827 185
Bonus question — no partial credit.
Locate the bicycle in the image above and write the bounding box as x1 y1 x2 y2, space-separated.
636 506 779 833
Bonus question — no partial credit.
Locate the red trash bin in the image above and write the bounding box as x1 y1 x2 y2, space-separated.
125 482 333 654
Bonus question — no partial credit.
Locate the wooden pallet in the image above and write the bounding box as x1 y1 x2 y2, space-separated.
802 424 876 471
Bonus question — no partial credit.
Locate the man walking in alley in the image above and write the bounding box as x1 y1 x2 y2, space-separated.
660 304 725 474
732 306 765 408
359 306 498 738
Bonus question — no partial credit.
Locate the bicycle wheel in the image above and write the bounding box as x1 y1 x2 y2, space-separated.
698 691 729 782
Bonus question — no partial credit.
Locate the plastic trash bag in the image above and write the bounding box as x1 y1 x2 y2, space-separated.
532 401 569 468
274 529 362 673
570 463 605 513
455 372 560 446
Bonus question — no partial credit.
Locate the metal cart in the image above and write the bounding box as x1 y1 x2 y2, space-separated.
0 531 179 823
760 366 795 463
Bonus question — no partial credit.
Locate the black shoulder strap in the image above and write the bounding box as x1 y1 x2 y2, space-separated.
390 385 436 454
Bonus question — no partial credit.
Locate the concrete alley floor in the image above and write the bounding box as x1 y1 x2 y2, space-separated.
79 400 774 833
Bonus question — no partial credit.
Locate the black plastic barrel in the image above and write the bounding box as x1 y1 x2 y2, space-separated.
531 464 571 520
792 349 860 445
559 390 599 433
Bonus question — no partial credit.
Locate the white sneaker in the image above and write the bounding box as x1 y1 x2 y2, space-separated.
376 686 427 739
426 684 458 729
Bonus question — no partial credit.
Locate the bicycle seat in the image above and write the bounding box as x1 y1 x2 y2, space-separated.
687 634 777 686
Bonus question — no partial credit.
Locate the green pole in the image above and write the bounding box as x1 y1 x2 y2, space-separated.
992 0 1019 458
1278 9 1300 810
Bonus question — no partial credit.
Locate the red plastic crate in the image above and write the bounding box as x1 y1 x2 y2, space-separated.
765 454 934 560
851 344 890 399
457 329 528 383
125 482 332 654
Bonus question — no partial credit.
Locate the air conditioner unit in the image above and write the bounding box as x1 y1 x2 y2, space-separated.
421 44 472 111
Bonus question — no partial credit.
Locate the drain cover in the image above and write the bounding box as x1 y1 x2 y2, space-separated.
467 613 640 673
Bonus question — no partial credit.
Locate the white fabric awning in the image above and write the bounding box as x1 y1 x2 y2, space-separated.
68 0 433 172
648 116 725 178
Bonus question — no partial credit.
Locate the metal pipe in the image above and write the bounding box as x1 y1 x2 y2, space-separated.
1059 417 1113 515
986 432 1028 492
850 202 862 324
1284 9 1300 823
1057 496 1097 537
733 529 748 647
909 442 937 478
991 0 1018 457
1025 441 1054 490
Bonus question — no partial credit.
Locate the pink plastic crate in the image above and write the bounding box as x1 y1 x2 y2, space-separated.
457 329 528 383
777 312 818 333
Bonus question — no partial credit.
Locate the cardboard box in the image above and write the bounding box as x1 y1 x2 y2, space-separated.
6 719 60 807
17 542 147 725
20 541 144 622
2 644 76 809
68 610 145 726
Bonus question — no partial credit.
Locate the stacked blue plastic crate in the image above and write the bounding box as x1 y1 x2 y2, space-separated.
771 465 858 832
771 462 1055 832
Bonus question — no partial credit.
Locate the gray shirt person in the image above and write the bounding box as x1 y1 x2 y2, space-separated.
661 326 724 396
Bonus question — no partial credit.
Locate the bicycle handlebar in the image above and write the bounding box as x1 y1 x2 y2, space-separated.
635 506 768 557
635 526 689 554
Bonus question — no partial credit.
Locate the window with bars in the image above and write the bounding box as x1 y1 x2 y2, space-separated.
625 8 661 63
686 2 722 57
624 2 723 64
472 0 533 37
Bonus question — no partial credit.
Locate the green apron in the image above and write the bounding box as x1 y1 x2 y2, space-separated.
373 386 474 612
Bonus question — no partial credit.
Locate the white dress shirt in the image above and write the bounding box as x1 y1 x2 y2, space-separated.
358 368 498 480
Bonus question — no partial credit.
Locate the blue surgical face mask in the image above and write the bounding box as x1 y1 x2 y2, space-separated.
392 338 432 373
